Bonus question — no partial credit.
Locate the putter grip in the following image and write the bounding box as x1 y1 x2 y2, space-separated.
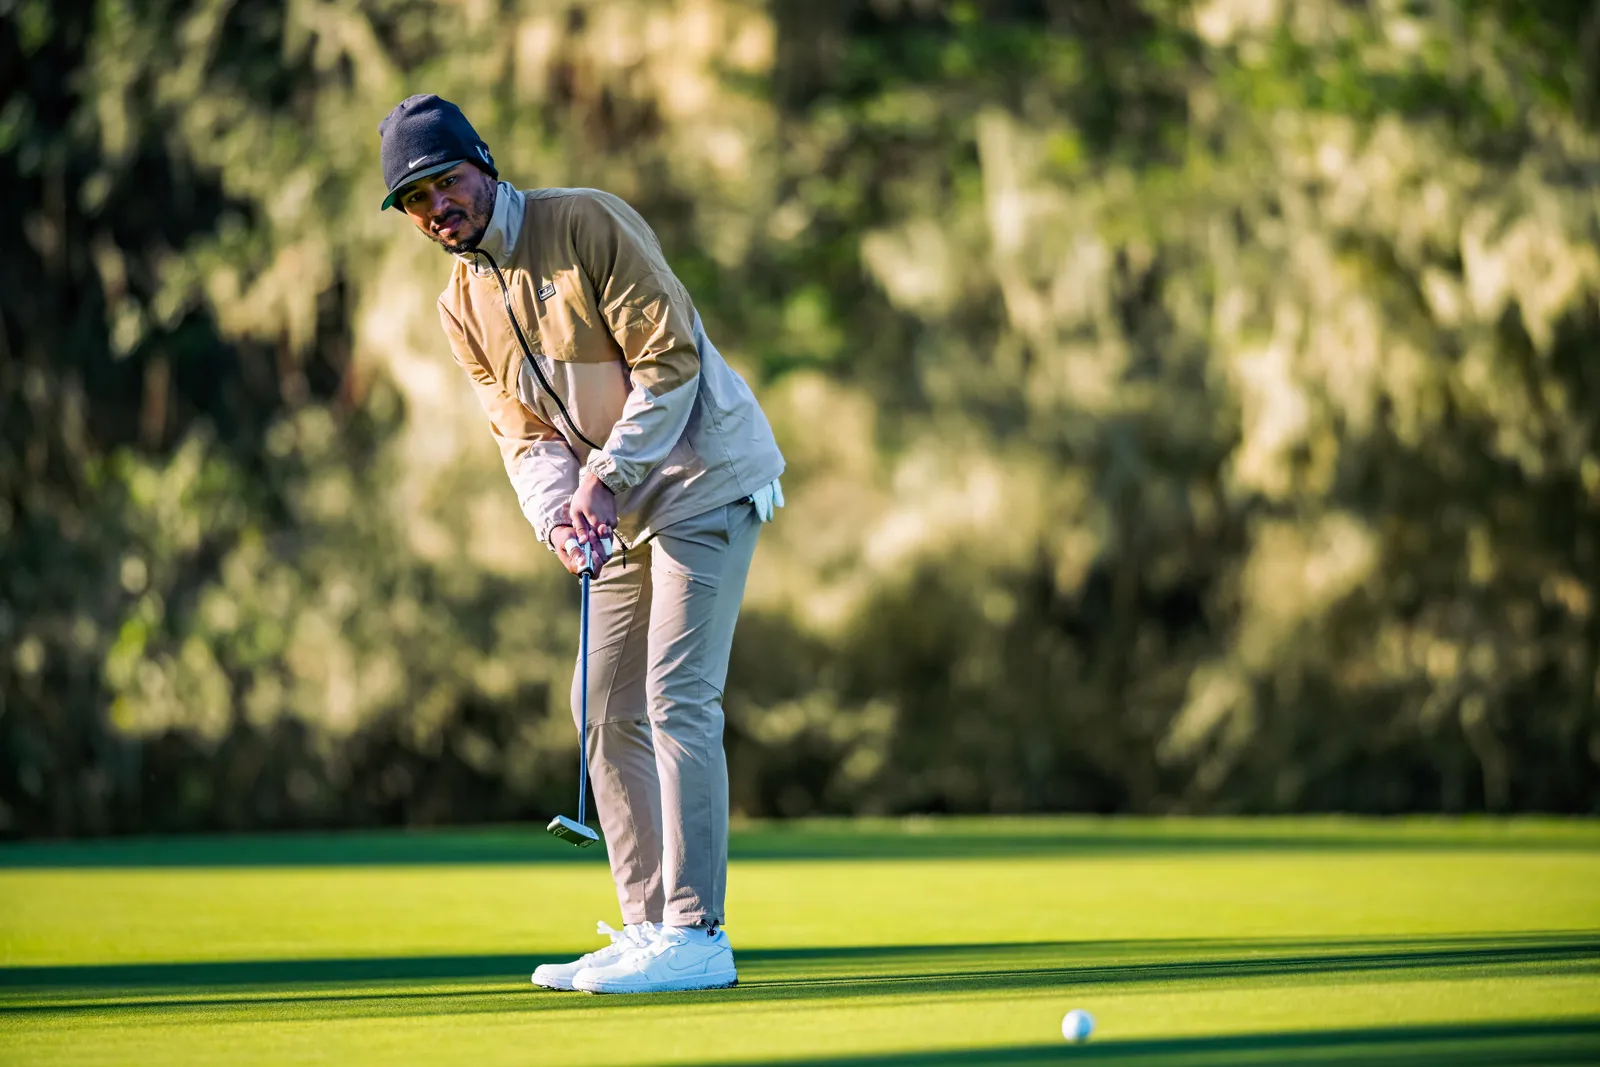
562 536 617 576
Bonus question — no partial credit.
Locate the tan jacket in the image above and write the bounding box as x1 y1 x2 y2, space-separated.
437 183 785 550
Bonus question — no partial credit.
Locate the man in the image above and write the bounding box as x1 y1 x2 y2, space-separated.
378 94 784 994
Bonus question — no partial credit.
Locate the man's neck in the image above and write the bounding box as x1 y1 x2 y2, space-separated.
461 181 524 267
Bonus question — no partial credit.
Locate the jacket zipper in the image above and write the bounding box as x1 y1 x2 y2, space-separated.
474 249 603 452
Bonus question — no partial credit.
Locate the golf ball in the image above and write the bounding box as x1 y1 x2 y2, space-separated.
1061 1009 1094 1042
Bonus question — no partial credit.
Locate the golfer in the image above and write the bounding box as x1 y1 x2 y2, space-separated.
379 95 784 994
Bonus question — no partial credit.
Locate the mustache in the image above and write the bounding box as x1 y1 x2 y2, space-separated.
432 209 467 233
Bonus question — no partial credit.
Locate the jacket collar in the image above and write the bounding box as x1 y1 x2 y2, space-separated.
461 181 525 273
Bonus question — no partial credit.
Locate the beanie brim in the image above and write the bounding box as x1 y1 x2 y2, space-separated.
381 159 467 211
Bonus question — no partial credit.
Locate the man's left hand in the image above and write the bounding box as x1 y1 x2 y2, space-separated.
569 472 618 570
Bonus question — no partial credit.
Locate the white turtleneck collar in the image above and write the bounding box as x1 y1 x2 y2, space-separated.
461 181 525 272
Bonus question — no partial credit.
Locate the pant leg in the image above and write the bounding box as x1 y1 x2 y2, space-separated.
574 542 665 924
646 500 762 928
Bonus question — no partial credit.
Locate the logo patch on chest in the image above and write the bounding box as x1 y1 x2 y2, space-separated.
536 281 556 301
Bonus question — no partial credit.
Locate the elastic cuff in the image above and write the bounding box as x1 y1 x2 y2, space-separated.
584 454 631 495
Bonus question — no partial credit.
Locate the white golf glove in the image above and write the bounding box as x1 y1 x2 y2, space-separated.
751 478 785 523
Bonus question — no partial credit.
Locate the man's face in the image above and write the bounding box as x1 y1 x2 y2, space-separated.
397 163 496 253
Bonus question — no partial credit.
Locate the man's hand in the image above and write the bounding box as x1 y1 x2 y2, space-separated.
568 472 617 571
549 525 591 577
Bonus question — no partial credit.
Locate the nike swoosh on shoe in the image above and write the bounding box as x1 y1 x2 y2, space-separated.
668 948 727 973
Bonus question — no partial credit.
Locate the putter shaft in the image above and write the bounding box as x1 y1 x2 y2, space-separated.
547 541 597 847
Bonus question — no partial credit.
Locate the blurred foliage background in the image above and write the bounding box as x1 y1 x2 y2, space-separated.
3 0 1599 836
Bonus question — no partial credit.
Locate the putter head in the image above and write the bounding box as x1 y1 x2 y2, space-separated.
546 815 599 848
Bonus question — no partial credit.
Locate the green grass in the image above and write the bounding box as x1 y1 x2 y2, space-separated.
2 817 1597 1065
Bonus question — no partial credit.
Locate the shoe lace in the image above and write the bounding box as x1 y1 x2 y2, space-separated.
619 927 684 964
584 921 656 963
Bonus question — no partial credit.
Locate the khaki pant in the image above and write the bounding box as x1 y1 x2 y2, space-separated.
572 499 760 928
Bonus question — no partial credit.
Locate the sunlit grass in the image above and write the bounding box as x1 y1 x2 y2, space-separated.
2 818 1597 1065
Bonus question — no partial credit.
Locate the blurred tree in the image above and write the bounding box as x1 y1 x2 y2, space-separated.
2 0 1597 835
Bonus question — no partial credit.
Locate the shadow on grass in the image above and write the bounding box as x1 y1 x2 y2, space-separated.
698 1021 1600 1066
2 818 1596 868
3 933 1595 1020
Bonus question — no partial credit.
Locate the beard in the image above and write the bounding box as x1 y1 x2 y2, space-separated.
428 181 495 255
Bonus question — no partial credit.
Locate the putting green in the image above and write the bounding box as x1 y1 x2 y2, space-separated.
1 818 1597 1065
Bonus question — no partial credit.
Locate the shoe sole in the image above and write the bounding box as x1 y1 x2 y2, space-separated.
531 974 577 991
573 972 738 995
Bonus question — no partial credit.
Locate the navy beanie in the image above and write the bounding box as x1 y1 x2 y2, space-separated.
378 94 497 210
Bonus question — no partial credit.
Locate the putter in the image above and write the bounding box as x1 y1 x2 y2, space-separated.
547 536 611 848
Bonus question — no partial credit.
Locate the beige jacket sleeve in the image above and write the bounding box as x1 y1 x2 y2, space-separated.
569 192 702 494
438 301 579 549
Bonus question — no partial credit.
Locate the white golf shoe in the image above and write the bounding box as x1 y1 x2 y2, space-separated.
571 924 737 994
531 921 660 991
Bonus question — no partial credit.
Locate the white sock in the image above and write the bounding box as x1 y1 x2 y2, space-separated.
670 924 716 943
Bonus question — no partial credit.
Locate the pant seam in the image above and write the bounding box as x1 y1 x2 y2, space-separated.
697 671 715 924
